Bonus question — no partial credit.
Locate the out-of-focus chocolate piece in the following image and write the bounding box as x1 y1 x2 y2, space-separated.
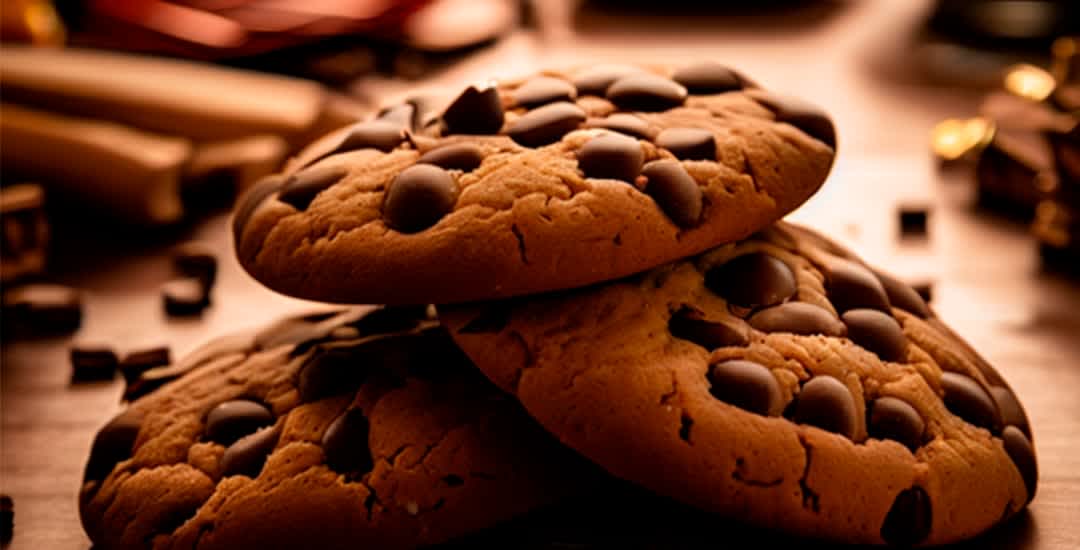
897 203 930 239
71 344 119 382
173 242 218 288
0 493 11 543
119 347 171 384
0 183 48 283
162 277 210 317
1048 123 1079 191
1034 200 1080 272
2 283 82 335
975 128 1057 216
183 135 288 195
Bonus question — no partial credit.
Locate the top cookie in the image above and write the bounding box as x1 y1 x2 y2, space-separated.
234 62 836 305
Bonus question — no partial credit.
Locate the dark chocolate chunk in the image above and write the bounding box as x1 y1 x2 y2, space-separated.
748 302 846 337
793 375 857 439
2 283 82 335
990 386 1031 438
70 344 119 382
173 242 217 288
705 253 796 310
641 160 703 228
940 372 1003 433
162 277 210 317
383 164 459 233
669 308 749 349
841 309 908 362
506 102 586 147
442 86 505 135
513 76 577 107
881 486 931 546
220 425 279 478
1002 426 1038 503
205 400 275 446
873 270 930 318
418 143 485 172
0 493 11 543
572 65 643 95
586 113 656 140
322 408 374 474
898 205 930 238
578 133 644 183
655 128 716 161
83 410 142 482
913 281 933 304
232 174 286 240
751 92 836 148
606 74 688 111
672 62 744 94
119 346 171 384
826 260 891 313
123 363 187 402
277 164 349 211
708 360 783 416
333 121 406 155
868 397 925 451
297 347 370 402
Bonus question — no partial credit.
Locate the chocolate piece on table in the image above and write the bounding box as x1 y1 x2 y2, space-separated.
2 283 82 335
162 277 210 317
71 344 120 382
173 242 218 288
0 183 48 283
119 347 171 384
897 204 930 239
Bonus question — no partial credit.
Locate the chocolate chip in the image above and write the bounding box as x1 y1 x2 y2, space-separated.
578 133 643 183
990 386 1031 438
705 253 796 310
332 120 406 155
606 74 688 111
641 160 703 228
205 400 275 446
442 86 504 135
417 143 485 172
173 242 217 288
2 283 82 335
669 308 748 349
120 347 171 384
826 260 891 313
322 408 373 474
841 309 908 362
880 486 931 546
297 347 370 402
232 174 286 239
1002 426 1038 503
70 344 119 382
506 102 586 147
793 375 857 439
708 360 783 416
873 270 930 318
672 62 744 94
277 164 348 211
655 128 716 161
751 92 836 148
513 76 577 107
748 302 846 337
898 205 930 238
383 164 458 233
940 372 1002 433
868 397 925 451
586 114 656 140
84 410 142 482
162 277 210 317
572 65 643 95
220 425 279 478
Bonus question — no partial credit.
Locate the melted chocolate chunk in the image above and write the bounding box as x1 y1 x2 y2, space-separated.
881 486 932 546
586 114 656 140
205 400 275 446
1002 426 1038 503
418 143 485 172
220 425 279 478
827 260 891 313
297 347 371 403
752 92 836 148
841 309 908 362
513 76 577 108
655 128 716 161
868 397 925 451
748 302 846 337
232 175 286 239
278 164 349 211
708 360 783 416
669 308 749 349
83 410 142 482
572 65 643 95
672 62 744 94
641 160 703 228
333 121 406 154
578 133 644 183
793 376 857 439
506 102 586 147
607 74 688 111
383 164 458 233
874 270 930 319
705 253 796 310
442 86 505 135
2 283 83 335
940 372 1003 433
161 277 210 317
990 385 1031 438
322 408 374 474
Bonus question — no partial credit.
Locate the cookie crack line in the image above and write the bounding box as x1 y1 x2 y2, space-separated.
796 435 820 513
510 223 530 265
732 457 784 488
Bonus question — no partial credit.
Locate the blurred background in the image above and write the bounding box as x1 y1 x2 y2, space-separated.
1 1 1078 549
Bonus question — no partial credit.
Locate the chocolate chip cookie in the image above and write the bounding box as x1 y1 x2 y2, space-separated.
234 62 836 305
442 222 1036 546
79 307 580 549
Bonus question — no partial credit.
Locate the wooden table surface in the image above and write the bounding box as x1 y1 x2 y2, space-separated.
2 2 1078 548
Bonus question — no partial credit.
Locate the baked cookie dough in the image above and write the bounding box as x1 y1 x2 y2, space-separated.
442 222 1036 546
79 307 580 549
234 62 836 305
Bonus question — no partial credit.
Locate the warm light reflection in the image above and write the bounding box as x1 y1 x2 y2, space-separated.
1003 64 1056 102
931 117 995 161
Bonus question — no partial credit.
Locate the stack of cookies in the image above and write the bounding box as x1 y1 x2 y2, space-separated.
81 62 1037 548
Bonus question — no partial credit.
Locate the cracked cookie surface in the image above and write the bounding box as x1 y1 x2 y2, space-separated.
442 222 1036 546
234 62 835 305
79 307 580 549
